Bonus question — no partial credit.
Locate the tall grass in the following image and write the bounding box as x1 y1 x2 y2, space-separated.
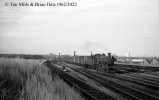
0 58 84 100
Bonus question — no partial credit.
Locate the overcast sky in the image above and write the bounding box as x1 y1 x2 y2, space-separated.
0 0 159 57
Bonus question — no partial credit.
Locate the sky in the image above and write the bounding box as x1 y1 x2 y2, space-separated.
0 0 159 57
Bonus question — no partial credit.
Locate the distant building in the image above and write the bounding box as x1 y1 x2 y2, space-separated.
151 59 159 67
130 59 143 65
116 56 159 67
140 59 159 67
140 59 151 66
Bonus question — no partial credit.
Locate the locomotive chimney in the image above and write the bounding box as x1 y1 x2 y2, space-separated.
108 53 111 57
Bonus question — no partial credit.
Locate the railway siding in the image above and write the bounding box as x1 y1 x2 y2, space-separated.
64 63 159 100
46 63 116 100
76 68 159 100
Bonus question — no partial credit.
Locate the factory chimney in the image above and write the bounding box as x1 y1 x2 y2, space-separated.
74 51 76 56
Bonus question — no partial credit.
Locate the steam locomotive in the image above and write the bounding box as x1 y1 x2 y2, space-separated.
62 53 117 72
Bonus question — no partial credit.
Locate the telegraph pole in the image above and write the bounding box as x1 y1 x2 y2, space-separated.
91 52 93 65
59 53 61 64
74 51 76 64
129 52 132 64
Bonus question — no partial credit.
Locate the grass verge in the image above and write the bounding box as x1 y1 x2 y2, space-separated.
0 58 84 100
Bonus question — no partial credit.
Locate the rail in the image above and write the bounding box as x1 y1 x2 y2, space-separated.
66 64 159 100
46 63 116 100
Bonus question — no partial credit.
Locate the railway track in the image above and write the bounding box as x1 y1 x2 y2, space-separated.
99 72 159 90
125 73 159 82
67 63 159 89
121 74 159 87
144 72 159 77
46 63 116 100
65 64 159 100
